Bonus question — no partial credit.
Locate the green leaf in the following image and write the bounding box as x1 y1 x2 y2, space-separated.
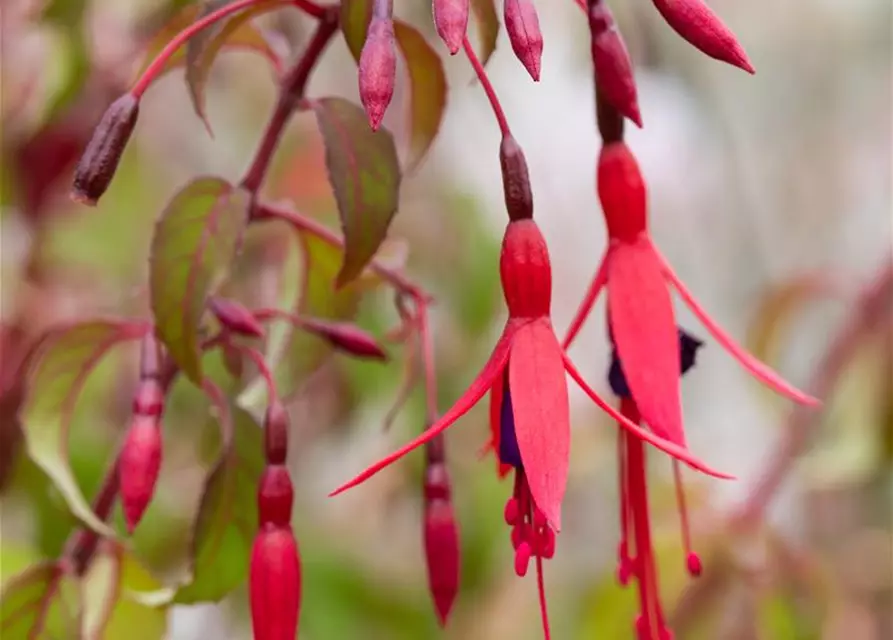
137 3 281 87
1 562 81 638
150 177 250 384
393 21 448 172
340 0 372 62
311 98 401 287
470 0 500 67
21 321 148 537
81 541 168 640
172 407 263 603
185 0 284 133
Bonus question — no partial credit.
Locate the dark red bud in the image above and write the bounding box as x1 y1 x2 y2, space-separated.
258 465 294 528
504 0 544 81
359 17 397 131
250 527 301 640
499 135 533 222
209 298 265 338
424 499 460 626
132 380 165 418
651 0 754 73
499 220 552 318
263 401 289 465
71 94 139 206
304 319 388 360
433 0 470 55
120 415 162 533
590 2 642 128
424 461 452 502
597 142 647 242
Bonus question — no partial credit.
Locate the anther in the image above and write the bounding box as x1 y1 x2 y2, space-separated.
514 542 533 577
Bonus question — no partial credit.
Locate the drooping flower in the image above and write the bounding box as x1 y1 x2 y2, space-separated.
564 141 819 454
358 7 397 131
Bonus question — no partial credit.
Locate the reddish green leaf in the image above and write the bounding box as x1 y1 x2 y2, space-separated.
311 98 401 287
20 321 149 536
185 0 285 133
136 3 282 91
81 541 167 640
470 0 500 66
0 562 81 638
173 407 263 603
340 0 372 62
393 21 448 171
150 177 250 384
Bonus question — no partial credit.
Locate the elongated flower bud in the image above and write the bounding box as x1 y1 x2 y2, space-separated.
499 135 533 222
250 527 301 640
120 415 162 532
504 0 543 81
209 297 265 338
423 452 459 626
359 17 397 131
651 0 754 73
71 94 139 206
264 401 289 465
590 1 642 127
433 0 470 55
303 319 388 360
258 465 294 528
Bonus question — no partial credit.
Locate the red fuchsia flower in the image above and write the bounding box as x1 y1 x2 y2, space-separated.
333 135 726 638
504 0 544 82
120 335 166 533
422 436 460 626
650 0 755 74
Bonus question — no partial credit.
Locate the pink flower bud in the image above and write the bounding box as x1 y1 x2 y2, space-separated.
120 415 162 533
71 94 139 206
302 319 388 360
504 0 543 81
589 2 642 127
433 0 470 55
258 465 294 528
651 0 754 73
499 135 533 222
263 401 289 465
424 499 460 626
209 297 265 338
250 527 301 640
359 17 397 131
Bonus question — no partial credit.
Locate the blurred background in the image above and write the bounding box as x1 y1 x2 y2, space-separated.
1 0 891 638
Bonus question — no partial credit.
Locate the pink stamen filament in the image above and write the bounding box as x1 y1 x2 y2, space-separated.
536 553 552 640
132 0 288 98
617 429 633 585
672 460 701 577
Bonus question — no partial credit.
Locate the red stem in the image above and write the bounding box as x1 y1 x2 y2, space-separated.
417 302 438 425
461 37 511 137
241 8 340 193
227 341 279 404
293 0 328 19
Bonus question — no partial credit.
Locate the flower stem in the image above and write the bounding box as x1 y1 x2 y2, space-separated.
241 7 340 193
462 37 511 137
417 301 439 426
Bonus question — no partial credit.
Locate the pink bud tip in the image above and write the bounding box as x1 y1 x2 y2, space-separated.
359 17 397 131
120 417 162 533
504 0 544 81
686 551 702 576
651 0 755 73
304 319 388 360
514 541 533 576
433 0 470 55
258 465 294 528
589 2 642 127
209 297 265 338
424 500 461 626
250 527 301 640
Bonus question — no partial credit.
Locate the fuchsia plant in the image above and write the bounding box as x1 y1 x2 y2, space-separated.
3 0 822 638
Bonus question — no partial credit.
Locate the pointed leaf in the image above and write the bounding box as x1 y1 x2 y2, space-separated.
21 321 148 536
311 97 401 287
607 240 685 447
185 0 285 132
173 407 264 603
340 0 372 62
137 2 282 81
81 541 167 640
470 0 500 67
150 177 250 384
393 21 448 171
508 318 570 530
1 562 81 638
